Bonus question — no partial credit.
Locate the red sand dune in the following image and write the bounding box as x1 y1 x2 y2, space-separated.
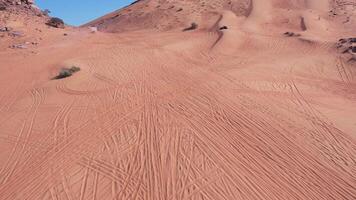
1 0 356 199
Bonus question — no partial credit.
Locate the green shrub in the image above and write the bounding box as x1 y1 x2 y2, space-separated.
52 66 80 80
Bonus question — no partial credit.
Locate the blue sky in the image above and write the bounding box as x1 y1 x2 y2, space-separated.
36 0 135 26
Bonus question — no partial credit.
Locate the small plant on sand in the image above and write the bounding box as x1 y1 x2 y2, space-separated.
42 9 51 16
52 66 81 80
183 22 198 32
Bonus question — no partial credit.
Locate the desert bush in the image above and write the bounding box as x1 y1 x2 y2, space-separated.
42 9 51 16
183 22 198 32
69 66 81 73
52 66 80 80
46 17 65 28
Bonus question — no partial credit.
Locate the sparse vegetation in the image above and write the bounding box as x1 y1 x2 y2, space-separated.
52 66 81 80
183 22 198 32
42 9 51 16
46 17 65 28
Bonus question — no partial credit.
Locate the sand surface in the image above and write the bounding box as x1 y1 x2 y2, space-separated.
1 0 356 199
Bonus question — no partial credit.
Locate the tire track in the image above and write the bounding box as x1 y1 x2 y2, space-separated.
0 88 45 184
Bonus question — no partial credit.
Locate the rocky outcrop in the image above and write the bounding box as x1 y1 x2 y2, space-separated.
0 0 40 13
1 0 34 5
0 0 47 22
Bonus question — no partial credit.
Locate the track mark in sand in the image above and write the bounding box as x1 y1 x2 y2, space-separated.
92 169 99 200
0 101 143 200
177 136 195 200
49 187 59 200
51 99 76 147
288 79 356 174
0 82 25 114
0 88 45 184
77 156 136 185
93 73 118 86
61 172 74 200
56 83 100 96
79 155 91 200
336 57 353 83
163 80 356 200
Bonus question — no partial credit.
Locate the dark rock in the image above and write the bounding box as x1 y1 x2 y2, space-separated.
349 38 356 43
219 26 228 30
46 17 65 28
0 3 6 11
283 32 301 37
339 38 347 43
352 46 356 53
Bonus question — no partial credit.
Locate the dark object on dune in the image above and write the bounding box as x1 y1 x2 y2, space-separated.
339 38 348 43
177 8 183 12
10 44 27 49
352 46 356 53
0 3 6 11
342 46 352 54
219 26 228 30
52 66 81 80
349 38 356 43
284 32 301 37
183 23 198 32
46 17 65 28
0 27 9 32
300 17 307 31
338 38 356 44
